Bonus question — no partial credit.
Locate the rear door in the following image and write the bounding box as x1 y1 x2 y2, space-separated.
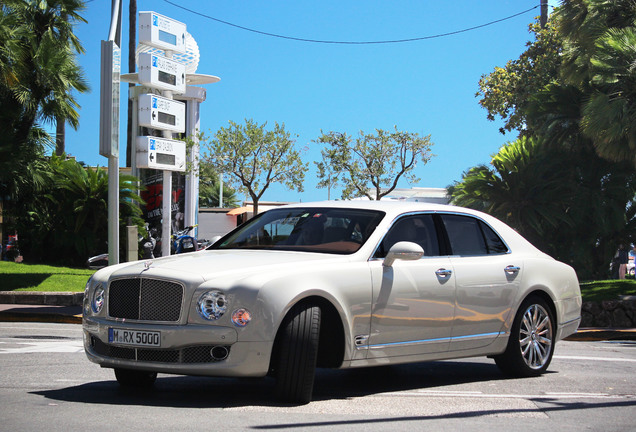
439 214 521 351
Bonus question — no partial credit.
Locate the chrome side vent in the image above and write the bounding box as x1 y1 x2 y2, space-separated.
355 334 369 348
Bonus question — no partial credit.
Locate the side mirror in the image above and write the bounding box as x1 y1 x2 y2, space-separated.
209 235 222 246
383 241 424 267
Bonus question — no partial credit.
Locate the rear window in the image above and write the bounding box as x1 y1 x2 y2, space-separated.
440 214 508 256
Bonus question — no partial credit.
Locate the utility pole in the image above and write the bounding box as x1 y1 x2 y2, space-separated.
540 0 548 28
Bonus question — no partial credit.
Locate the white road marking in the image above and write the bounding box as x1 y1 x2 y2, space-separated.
0 339 84 354
554 355 636 363
381 390 634 399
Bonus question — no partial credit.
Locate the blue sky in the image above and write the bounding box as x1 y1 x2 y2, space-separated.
61 0 557 203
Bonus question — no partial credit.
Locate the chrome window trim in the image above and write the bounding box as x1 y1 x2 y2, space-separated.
369 210 511 262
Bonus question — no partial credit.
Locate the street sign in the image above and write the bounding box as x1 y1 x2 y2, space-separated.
138 52 186 94
139 11 186 53
136 136 186 171
138 93 185 133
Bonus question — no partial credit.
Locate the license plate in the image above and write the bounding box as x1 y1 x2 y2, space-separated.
108 328 161 347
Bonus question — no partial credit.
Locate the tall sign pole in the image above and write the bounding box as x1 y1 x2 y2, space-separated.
99 0 122 266
137 12 187 257
122 11 220 257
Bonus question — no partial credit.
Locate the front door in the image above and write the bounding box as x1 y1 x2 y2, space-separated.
367 214 456 359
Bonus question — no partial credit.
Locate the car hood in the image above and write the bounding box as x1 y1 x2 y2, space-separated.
108 249 350 282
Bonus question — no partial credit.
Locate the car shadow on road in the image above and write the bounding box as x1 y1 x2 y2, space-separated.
32 359 512 408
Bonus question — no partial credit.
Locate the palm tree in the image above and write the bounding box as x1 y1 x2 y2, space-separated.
1 0 88 145
448 136 636 279
448 137 572 246
556 0 636 165
27 156 146 265
198 163 239 208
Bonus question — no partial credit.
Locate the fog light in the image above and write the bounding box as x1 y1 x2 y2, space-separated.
91 285 105 314
231 308 251 327
197 291 227 320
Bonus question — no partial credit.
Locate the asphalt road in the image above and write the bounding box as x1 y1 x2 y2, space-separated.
1 322 635 432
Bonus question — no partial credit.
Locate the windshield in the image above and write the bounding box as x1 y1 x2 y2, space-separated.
211 207 385 254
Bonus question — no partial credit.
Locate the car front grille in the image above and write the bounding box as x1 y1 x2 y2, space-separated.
108 278 184 322
90 336 228 364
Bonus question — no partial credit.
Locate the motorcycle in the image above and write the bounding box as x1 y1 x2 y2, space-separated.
171 225 198 254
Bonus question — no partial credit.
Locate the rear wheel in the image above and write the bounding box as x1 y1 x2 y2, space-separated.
495 296 555 377
114 368 157 388
274 303 321 404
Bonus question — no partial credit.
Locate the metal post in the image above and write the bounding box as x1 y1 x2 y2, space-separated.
108 156 119 264
161 84 173 257
180 87 205 238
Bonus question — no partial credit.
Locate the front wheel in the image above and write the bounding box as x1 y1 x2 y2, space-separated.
495 296 555 377
274 303 321 404
114 368 157 388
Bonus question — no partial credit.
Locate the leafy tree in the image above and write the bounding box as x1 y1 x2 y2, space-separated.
201 119 306 215
476 20 563 135
315 127 434 200
472 1 636 279
478 2 636 165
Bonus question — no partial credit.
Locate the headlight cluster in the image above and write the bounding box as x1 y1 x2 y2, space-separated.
84 277 105 316
91 284 105 314
197 291 227 320
197 291 252 327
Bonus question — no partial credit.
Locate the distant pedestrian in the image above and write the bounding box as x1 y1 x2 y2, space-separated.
617 244 629 280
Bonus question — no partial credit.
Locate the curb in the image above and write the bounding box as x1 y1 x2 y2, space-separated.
0 309 82 324
0 291 84 306
564 328 636 342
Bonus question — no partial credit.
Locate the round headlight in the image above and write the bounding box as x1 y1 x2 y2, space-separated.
197 291 227 320
231 308 252 327
91 285 105 314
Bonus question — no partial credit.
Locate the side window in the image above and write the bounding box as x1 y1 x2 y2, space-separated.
480 221 508 254
374 214 439 258
441 215 488 256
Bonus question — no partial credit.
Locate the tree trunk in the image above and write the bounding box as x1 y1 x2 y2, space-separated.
55 115 65 156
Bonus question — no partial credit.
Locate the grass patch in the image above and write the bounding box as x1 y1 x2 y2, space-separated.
579 280 636 302
0 261 94 292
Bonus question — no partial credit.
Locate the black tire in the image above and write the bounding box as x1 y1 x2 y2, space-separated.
114 368 157 388
494 295 555 377
274 304 321 404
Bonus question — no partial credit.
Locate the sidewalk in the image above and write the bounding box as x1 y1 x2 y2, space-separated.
0 292 635 341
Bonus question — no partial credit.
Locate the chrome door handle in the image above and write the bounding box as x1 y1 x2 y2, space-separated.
436 268 452 278
505 265 521 274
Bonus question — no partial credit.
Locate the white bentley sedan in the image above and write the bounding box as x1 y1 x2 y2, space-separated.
83 201 581 403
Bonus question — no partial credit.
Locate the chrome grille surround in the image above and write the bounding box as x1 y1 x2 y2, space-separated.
108 277 184 322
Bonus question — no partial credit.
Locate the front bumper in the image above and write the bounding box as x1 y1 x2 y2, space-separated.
83 316 272 378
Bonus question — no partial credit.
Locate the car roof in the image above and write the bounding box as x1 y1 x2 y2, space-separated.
280 200 477 217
